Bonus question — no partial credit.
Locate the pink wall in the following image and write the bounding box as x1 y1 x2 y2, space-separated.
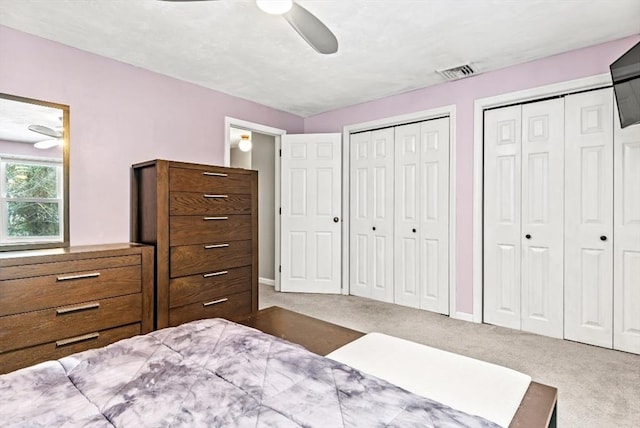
304 35 640 315
0 25 304 246
2 23 638 317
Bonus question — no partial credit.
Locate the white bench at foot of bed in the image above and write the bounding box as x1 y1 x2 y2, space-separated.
326 333 531 428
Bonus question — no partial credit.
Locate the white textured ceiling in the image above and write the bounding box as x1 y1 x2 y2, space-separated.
0 0 639 117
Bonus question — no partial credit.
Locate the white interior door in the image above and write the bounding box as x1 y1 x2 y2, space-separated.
394 123 421 307
280 133 342 293
613 106 640 354
483 105 522 330
419 118 450 314
564 88 614 348
349 128 394 302
520 99 564 338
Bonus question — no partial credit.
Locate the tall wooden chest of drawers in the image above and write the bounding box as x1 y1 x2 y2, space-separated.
0 243 153 374
131 160 258 329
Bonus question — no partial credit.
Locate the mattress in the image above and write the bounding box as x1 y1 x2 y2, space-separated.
327 332 532 427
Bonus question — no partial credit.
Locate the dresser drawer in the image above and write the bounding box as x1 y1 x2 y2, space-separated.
170 240 252 278
0 323 141 375
170 266 252 308
170 192 252 216
0 294 142 353
0 265 141 317
170 215 252 246
0 254 140 281
169 290 252 327
170 167 251 194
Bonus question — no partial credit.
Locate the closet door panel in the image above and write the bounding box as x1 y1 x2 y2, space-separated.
370 128 395 302
349 129 394 302
521 99 564 338
350 132 373 298
564 89 614 348
419 118 450 314
484 105 522 329
614 109 640 354
394 123 421 308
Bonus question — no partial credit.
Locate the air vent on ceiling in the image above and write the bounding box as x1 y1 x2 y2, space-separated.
436 64 475 81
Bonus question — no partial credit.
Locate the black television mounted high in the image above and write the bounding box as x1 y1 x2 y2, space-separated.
610 41 640 129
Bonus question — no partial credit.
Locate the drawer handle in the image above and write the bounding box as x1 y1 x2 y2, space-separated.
204 243 230 249
57 272 100 282
56 332 100 348
56 302 100 315
202 172 228 177
203 298 229 307
203 216 228 221
203 194 228 199
203 270 228 278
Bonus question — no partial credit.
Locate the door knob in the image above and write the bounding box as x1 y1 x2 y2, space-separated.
525 234 531 239
600 235 607 241
412 228 417 233
372 226 376 231
333 217 339 223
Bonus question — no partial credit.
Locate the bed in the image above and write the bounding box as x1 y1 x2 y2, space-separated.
0 307 557 427
237 307 558 428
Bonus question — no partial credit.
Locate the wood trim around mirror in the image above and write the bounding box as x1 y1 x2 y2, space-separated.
0 92 70 252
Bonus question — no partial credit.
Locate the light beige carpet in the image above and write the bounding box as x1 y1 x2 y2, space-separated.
259 284 640 428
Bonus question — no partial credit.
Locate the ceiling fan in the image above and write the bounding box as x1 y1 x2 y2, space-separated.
158 0 338 54
28 122 63 150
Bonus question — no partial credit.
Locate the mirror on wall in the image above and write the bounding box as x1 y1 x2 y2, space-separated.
0 93 69 251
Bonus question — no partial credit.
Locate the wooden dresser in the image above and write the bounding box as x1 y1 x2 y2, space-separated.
131 160 258 329
0 243 153 374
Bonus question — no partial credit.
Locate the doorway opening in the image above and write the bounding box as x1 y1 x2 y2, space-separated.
225 117 286 290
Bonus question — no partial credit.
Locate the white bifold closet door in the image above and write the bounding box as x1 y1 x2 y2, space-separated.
564 89 614 348
613 103 640 354
349 128 395 302
483 99 564 337
394 118 450 313
485 87 639 354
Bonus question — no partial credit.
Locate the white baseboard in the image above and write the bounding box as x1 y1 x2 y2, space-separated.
259 277 275 286
452 311 474 323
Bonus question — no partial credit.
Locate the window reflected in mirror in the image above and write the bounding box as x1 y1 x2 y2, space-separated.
0 94 69 251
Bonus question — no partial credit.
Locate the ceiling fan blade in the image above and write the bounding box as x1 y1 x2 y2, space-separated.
284 3 338 54
28 124 62 139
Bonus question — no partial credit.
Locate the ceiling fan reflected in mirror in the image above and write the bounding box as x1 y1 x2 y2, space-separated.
27 123 63 150
27 124 62 139
158 0 339 54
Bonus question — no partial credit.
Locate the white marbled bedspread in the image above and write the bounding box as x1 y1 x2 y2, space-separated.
0 318 500 427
